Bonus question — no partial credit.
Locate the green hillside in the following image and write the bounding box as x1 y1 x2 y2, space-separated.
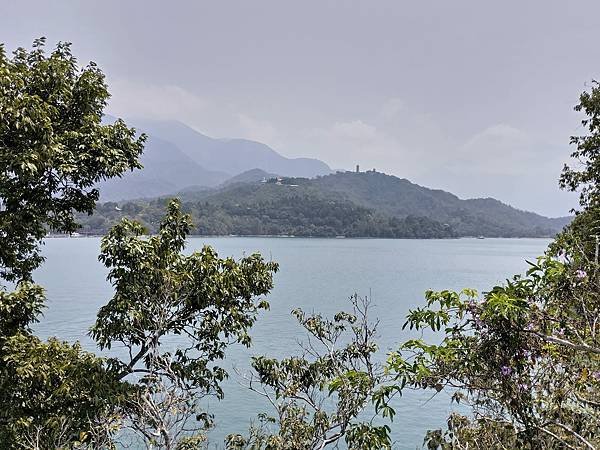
79 181 454 238
305 171 571 237
78 171 571 238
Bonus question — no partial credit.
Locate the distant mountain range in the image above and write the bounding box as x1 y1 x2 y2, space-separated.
98 135 228 200
98 118 331 201
83 167 571 238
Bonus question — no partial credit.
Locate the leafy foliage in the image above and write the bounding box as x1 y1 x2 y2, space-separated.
0 334 128 449
387 84 600 449
0 38 145 282
91 199 278 447
561 80 600 210
0 282 45 336
0 39 145 449
227 296 395 449
0 281 125 448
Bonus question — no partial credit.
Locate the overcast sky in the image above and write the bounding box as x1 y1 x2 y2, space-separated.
3 0 599 216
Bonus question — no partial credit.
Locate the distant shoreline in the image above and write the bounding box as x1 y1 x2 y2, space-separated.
45 234 554 240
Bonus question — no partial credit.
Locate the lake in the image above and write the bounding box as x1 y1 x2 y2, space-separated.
33 237 550 448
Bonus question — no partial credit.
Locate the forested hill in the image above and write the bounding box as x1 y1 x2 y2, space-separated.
78 171 571 238
301 171 571 237
79 182 454 238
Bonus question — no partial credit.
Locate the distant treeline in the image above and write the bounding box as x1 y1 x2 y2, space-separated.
78 192 456 238
78 171 570 239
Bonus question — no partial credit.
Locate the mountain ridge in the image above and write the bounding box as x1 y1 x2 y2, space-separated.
98 117 332 201
305 171 570 236
82 170 571 238
130 119 332 178
97 134 230 201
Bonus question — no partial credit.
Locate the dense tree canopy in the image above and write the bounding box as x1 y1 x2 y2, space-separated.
0 39 145 448
0 37 145 282
77 186 456 239
92 199 278 448
77 173 569 239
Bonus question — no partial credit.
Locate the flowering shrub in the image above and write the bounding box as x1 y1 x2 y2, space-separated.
389 253 599 448
387 82 600 449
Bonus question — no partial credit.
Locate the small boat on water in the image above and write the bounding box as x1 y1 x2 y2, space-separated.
477 236 485 239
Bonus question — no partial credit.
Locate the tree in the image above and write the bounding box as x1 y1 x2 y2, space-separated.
227 295 395 450
0 37 145 282
560 80 600 211
387 85 600 449
91 199 278 448
0 331 128 448
0 38 145 448
0 40 279 449
557 80 600 262
1 198 279 449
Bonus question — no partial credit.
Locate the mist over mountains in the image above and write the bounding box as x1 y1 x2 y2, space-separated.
90 116 571 238
98 118 331 201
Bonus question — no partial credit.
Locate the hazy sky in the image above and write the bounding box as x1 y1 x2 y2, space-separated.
3 1 598 216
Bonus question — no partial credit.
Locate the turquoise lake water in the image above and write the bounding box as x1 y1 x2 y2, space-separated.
33 237 550 448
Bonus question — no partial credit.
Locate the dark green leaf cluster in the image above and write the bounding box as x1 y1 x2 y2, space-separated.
0 283 128 448
91 199 278 398
0 38 145 282
0 334 129 448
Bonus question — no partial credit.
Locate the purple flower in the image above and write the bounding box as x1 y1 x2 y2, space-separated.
593 371 600 381
501 366 512 376
576 269 587 279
